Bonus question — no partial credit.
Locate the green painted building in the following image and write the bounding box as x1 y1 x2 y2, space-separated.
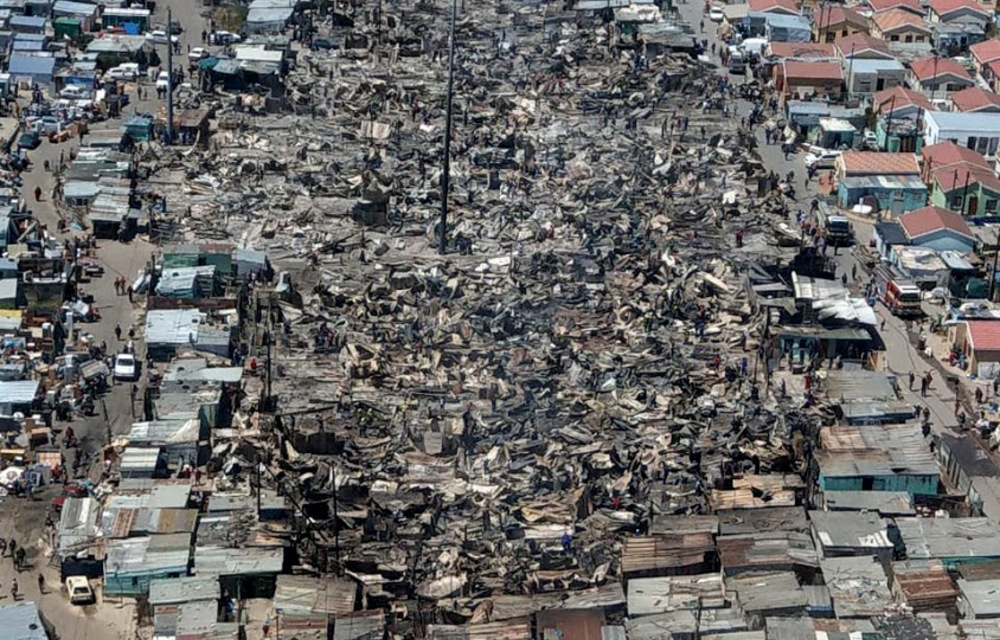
929 162 1000 217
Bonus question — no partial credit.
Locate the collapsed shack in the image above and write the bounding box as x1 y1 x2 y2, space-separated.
136 0 839 633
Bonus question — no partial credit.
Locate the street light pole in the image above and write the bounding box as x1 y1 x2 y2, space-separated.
438 0 457 254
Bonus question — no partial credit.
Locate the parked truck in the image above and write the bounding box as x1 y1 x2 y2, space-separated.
815 202 854 246
882 279 923 318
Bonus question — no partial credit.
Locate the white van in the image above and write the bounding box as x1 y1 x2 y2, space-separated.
739 38 768 57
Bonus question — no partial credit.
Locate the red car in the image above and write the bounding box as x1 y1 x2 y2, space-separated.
51 483 89 512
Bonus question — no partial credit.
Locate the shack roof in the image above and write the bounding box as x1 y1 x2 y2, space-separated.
7 55 54 77
823 490 915 516
626 574 725 615
621 533 715 575
275 574 357 618
897 517 1000 561
959 578 1000 618
0 602 47 640
148 576 221 605
839 151 920 176
809 510 893 551
717 531 819 574
820 556 893 618
727 572 809 613
145 309 201 346
193 547 284 577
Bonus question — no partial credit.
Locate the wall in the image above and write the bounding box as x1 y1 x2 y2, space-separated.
838 182 928 212
819 473 940 495
932 184 1000 217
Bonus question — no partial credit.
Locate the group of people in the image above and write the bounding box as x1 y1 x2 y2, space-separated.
113 276 133 302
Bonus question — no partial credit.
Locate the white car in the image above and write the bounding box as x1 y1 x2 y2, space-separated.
804 149 842 169
155 70 171 91
188 47 210 61
210 30 241 45
146 29 179 45
709 6 725 21
65 576 95 605
105 66 137 81
59 85 90 100
114 353 138 381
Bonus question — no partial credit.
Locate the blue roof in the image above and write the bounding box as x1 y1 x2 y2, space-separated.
11 40 42 51
849 59 905 73
0 602 47 640
7 55 55 76
53 0 95 14
9 15 46 28
14 33 45 41
926 110 1000 131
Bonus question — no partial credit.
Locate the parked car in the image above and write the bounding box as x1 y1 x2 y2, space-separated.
51 482 89 512
146 29 179 44
862 130 879 150
17 131 40 150
709 5 724 20
155 70 171 91
188 46 210 61
65 576 95 605
312 37 337 50
210 30 241 45
105 66 137 81
59 85 90 100
114 353 138 381
804 149 842 169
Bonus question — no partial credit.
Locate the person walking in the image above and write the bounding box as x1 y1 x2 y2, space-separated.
33 186 41 201
908 371 915 391
36 574 44 594
11 578 17 600
115 324 122 341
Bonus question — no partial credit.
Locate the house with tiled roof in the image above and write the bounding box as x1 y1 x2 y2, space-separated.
874 86 935 118
928 0 990 26
907 56 974 95
921 140 992 180
778 60 843 98
865 0 924 15
950 86 1000 113
899 205 976 243
766 42 837 60
835 152 928 212
814 5 870 42
951 320 1000 374
836 32 895 59
971 39 1000 76
929 162 1000 216
748 0 800 14
871 9 931 43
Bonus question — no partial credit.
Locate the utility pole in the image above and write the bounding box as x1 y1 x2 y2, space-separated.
438 0 457 254
883 96 896 152
991 227 1000 301
165 6 175 145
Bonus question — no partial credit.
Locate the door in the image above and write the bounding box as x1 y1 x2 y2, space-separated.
968 194 979 216
876 78 885 91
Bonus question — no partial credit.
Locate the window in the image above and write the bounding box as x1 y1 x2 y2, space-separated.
916 35 925 42
905 34 913 42
952 194 965 208
978 136 990 155
842 29 848 36
990 137 999 156
890 34 900 41
969 136 978 150
987 199 998 212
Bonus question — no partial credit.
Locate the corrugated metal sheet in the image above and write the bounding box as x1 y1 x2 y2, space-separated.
149 576 220 605
146 309 201 347
332 611 384 640
621 533 715 575
425 619 531 640
275 574 357 618
535 609 606 640
717 532 819 575
193 547 283 577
